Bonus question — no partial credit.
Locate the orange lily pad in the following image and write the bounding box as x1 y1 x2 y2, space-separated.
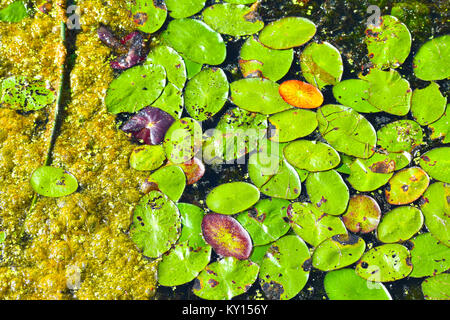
279 80 324 109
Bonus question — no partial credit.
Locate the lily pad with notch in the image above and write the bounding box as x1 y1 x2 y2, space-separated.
409 233 450 278
269 109 318 143
130 0 167 34
144 165 186 202
30 166 78 198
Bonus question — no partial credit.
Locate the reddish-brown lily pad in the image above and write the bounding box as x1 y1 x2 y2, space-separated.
176 157 205 185
385 167 430 205
279 80 324 109
342 195 382 234
202 213 253 260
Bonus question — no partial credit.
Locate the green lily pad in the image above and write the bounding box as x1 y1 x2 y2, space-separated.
413 35 450 81
237 198 290 246
283 140 340 172
365 15 412 69
347 158 393 192
342 195 381 234
361 68 412 116
230 78 292 115
287 202 347 247
324 268 392 300
0 231 5 244
184 67 229 121
420 182 450 247
193 257 259 300
269 109 318 143
158 243 211 287
202 213 253 260
306 170 349 215
129 145 166 171
335 154 354 175
312 234 366 271
0 1 27 22
317 104 377 159
145 45 187 90
203 108 267 163
163 118 202 164
165 0 205 19
162 19 226 65
377 120 423 153
409 233 450 278
422 273 450 300
105 64 166 114
247 140 284 187
332 79 380 113
249 244 271 266
30 166 78 198
300 41 344 89
355 244 413 282
130 191 181 258
411 82 447 126
429 105 450 143
131 0 167 34
385 167 430 205
203 3 264 37
150 83 184 119
257 159 302 200
239 36 294 81
376 206 424 243
0 76 55 111
258 17 316 49
224 0 256 3
206 182 260 215
419 148 450 183
146 165 186 202
177 203 207 248
183 55 203 80
259 235 311 300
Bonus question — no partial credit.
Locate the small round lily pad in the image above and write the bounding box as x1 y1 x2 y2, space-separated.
237 198 290 246
163 118 202 164
420 182 450 247
279 80 324 109
411 82 447 126
312 234 366 271
193 257 259 300
257 159 302 200
176 157 205 185
239 36 293 81
324 268 392 300
202 3 264 37
202 213 253 260
385 167 430 205
258 16 316 49
269 109 318 143
284 140 340 172
129 145 166 171
131 0 167 34
306 170 350 215
422 273 450 300
105 64 166 114
355 244 413 282
419 148 450 183
413 35 450 81
300 42 344 89
30 166 78 198
409 233 450 278
259 235 311 300
184 67 229 121
317 104 377 159
206 182 260 215
162 18 226 65
287 202 347 247
377 120 423 153
342 195 381 234
130 191 181 258
145 165 186 202
365 15 412 69
376 206 424 243
230 78 292 114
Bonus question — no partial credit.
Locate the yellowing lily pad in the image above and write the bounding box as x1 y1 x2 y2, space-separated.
356 244 413 282
376 206 424 243
30 166 78 198
342 195 381 234
385 167 430 205
206 182 260 215
377 120 423 153
258 17 316 49
300 42 344 89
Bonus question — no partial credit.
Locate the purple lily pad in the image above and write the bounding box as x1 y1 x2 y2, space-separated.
121 107 175 145
202 213 253 260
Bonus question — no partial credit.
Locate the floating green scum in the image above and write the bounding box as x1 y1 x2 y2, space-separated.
0 0 449 301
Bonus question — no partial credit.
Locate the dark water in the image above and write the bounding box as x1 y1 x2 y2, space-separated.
154 0 449 300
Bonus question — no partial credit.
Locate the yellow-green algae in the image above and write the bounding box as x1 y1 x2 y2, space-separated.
0 0 158 299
